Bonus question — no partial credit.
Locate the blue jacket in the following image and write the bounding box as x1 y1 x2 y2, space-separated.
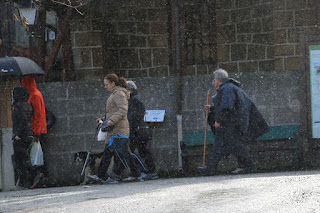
213 78 268 140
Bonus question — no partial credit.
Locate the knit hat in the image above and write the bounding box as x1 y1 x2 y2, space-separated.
126 80 137 90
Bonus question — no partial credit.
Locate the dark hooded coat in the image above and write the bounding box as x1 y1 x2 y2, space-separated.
12 87 33 139
213 78 268 141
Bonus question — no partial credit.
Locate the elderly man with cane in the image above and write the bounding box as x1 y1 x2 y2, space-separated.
198 69 268 175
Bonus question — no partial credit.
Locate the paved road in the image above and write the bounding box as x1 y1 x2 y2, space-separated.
1 170 320 213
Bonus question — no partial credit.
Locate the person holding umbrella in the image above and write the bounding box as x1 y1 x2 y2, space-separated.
20 76 48 188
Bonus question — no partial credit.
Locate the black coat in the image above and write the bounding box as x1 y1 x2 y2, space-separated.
213 78 268 140
128 91 145 133
12 88 33 139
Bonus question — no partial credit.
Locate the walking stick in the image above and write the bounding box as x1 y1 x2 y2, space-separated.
81 124 100 176
202 90 210 167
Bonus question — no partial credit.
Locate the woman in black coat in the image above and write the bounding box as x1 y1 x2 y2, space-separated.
11 87 34 189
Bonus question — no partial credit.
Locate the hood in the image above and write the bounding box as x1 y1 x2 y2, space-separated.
20 76 37 92
12 87 29 105
112 86 130 99
222 78 242 88
130 90 138 98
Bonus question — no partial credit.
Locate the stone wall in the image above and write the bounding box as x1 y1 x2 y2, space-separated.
38 70 300 185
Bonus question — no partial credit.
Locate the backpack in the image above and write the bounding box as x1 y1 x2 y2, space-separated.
46 107 56 130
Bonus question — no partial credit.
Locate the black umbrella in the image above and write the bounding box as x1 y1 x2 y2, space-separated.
0 57 45 81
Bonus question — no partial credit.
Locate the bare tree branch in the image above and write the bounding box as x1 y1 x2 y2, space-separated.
49 0 94 15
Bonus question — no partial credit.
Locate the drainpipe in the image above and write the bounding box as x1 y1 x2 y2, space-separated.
171 0 184 170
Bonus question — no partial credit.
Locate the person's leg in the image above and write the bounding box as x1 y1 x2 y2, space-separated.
128 135 141 177
13 137 32 187
97 145 113 179
138 140 156 173
232 139 256 173
112 138 130 176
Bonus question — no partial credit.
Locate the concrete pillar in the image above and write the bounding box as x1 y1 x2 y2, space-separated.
0 128 15 191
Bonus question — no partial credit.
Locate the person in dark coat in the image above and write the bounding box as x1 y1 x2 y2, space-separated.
199 69 269 175
126 80 158 180
11 87 34 189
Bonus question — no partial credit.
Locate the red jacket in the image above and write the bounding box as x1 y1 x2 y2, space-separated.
20 76 47 135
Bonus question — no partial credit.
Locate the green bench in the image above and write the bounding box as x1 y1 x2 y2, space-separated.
182 125 299 147
180 125 300 172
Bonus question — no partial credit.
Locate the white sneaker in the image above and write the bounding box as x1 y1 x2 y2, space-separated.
230 168 244 174
87 175 103 184
103 177 119 184
142 173 159 180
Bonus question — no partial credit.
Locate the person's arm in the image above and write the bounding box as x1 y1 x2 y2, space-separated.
30 96 43 136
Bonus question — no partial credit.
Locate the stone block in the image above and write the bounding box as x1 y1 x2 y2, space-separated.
106 8 128 21
148 9 167 22
92 48 103 67
253 33 273 44
217 25 236 44
185 65 196 76
274 45 295 56
75 32 102 47
273 0 286 10
118 22 136 34
150 22 167 34
216 0 233 10
127 69 149 78
295 9 318 27
273 11 294 28
248 45 266 60
197 65 209 75
129 35 147 47
218 62 238 72
259 60 274 72
149 66 169 77
48 116 69 135
69 115 97 134
305 27 318 37
239 61 258 72
105 35 129 48
153 0 166 7
235 0 255 8
67 81 104 99
262 17 273 32
274 58 284 71
138 49 152 67
231 44 247 61
70 18 91 31
136 22 150 34
103 49 120 69
104 22 118 34
286 0 306 9
267 46 274 59
285 57 300 71
153 48 169 66
237 19 262 34
252 4 273 18
231 8 251 23
72 48 92 69
237 34 251 43
119 49 140 68
217 45 230 62
92 19 103 31
39 83 67 100
216 10 230 25
149 36 168 47
128 8 148 21
272 107 299 125
274 29 287 44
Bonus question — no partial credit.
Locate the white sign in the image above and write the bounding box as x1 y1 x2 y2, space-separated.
310 45 320 138
144 110 165 122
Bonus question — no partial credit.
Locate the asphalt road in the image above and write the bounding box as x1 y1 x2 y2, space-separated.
1 170 320 213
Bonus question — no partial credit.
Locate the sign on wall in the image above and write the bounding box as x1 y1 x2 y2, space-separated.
144 110 165 122
309 45 320 138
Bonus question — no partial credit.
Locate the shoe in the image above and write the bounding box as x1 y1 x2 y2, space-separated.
122 176 139 182
197 166 216 176
106 171 121 181
14 185 28 191
236 167 256 174
231 168 244 174
103 177 119 184
142 173 159 180
87 175 103 184
30 173 44 189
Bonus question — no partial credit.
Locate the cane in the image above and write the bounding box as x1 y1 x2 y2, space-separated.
202 90 210 167
81 124 100 176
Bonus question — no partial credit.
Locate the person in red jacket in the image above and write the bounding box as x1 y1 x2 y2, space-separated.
20 76 47 188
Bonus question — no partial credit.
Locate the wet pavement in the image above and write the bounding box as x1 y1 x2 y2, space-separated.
1 170 320 213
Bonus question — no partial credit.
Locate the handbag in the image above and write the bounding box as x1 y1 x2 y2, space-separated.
100 120 115 132
30 141 44 166
136 123 152 141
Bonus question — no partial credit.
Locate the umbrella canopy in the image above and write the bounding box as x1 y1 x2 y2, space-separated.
0 57 45 81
